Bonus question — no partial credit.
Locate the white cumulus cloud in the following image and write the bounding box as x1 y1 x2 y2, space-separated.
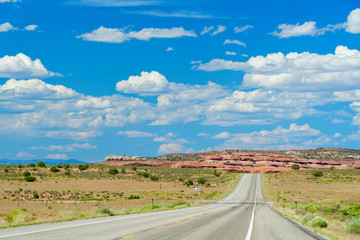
225 51 237 56
77 26 196 43
217 123 326 150
346 8 360 33
24 25 39 31
0 22 17 32
158 143 184 154
223 39 246 47
234 25 253 33
117 130 154 138
16 151 36 158
194 46 360 92
271 21 343 38
116 71 169 94
0 53 60 78
213 131 231 139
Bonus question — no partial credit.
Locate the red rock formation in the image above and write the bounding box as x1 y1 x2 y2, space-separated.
102 149 360 173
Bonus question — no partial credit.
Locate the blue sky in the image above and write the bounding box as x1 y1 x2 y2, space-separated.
1 0 360 162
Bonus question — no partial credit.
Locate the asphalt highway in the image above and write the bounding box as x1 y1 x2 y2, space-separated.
0 174 327 240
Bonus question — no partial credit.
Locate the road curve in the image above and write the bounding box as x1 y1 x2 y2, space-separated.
0 174 325 240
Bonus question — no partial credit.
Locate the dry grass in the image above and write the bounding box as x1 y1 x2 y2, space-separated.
0 165 241 228
262 169 360 240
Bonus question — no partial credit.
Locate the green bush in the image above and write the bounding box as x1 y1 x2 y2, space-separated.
184 180 194 186
197 177 206 184
64 171 71 176
17 164 23 169
33 191 39 199
340 204 360 217
128 195 140 200
131 166 137 171
96 207 114 216
310 216 328 228
63 164 70 170
346 217 360 233
312 171 323 177
108 168 119 175
305 204 319 213
301 213 316 223
330 166 335 170
291 164 300 170
178 178 184 182
24 176 36 182
150 175 159 181
78 164 89 171
27 163 35 167
121 168 126 174
23 171 31 177
4 168 8 172
57 164 63 168
36 161 46 168
213 170 221 177
50 166 59 172
138 172 149 178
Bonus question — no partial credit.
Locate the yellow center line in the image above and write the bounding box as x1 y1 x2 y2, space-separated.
157 226 164 229
123 234 135 239
176 221 181 223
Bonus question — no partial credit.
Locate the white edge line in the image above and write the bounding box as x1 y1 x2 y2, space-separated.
245 175 257 240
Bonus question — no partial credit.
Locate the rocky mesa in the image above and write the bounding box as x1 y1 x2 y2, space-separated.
102 148 360 173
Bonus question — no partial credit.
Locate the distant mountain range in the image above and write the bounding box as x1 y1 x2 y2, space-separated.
0 159 87 165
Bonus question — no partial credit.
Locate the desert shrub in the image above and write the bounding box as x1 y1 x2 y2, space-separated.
36 161 46 168
340 204 360 217
301 213 316 223
178 178 184 182
64 171 71 176
33 191 39 199
78 164 89 171
23 171 31 177
57 164 63 168
128 195 140 199
184 180 194 186
121 168 126 174
5 209 33 225
17 164 23 169
131 166 137 171
50 166 59 172
63 164 70 170
27 163 35 167
310 216 328 228
346 217 360 233
312 171 323 177
330 166 335 170
96 207 114 216
4 168 8 172
150 175 159 181
24 176 36 182
213 170 221 177
197 177 206 184
138 172 149 178
291 164 300 170
305 204 319 213
108 168 119 175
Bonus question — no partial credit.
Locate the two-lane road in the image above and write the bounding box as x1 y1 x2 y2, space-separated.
0 174 327 240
